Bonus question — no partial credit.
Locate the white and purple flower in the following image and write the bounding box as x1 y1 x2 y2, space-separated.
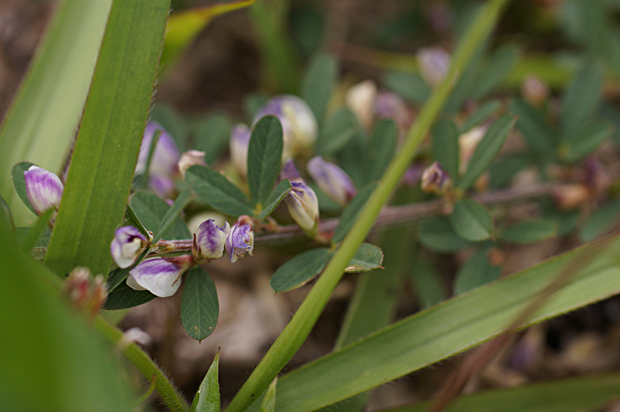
136 121 180 197
307 156 357 207
421 162 452 194
178 150 206 177
280 160 319 234
24 165 64 221
230 124 251 179
254 95 318 158
193 219 230 261
111 226 150 269
225 218 254 263
417 47 451 88
127 256 193 298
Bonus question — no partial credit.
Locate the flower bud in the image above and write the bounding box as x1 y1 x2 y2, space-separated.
230 124 251 178
307 156 357 207
225 218 254 263
521 75 549 106
374 90 414 135
119 327 152 349
136 121 180 176
23 166 64 218
421 162 452 194
178 150 206 177
346 80 377 129
111 226 149 269
417 47 451 87
286 181 319 233
127 256 193 297
553 184 590 210
255 95 318 158
459 126 487 174
193 219 230 261
63 267 107 319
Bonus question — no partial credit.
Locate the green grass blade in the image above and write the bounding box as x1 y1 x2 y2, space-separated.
20 208 53 254
0 0 113 225
45 0 170 277
265 237 620 412
152 189 193 243
190 352 221 412
378 375 620 412
224 2 510 412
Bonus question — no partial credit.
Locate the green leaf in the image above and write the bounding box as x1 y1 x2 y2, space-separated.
344 244 384 273
194 113 232 164
0 195 15 238
384 71 431 104
367 120 398 182
489 153 533 189
257 179 292 220
461 100 502 133
186 165 254 217
189 352 221 412
409 258 448 308
0 0 113 226
124 204 150 238
432 119 460 183
600 103 620 147
152 189 193 243
20 208 53 254
247 116 284 205
270 248 331 293
260 379 278 412
510 99 556 158
450 198 493 241
470 45 520 100
561 121 611 162
560 60 604 141
379 375 620 412
44 0 170 278
418 217 472 252
454 247 502 294
316 109 361 156
103 280 157 310
151 103 188 152
131 191 191 240
332 183 378 244
580 199 620 242
502 220 558 244
181 267 219 342
0 227 131 412
16 227 51 250
263 236 620 412
10 161 36 216
301 54 338 122
458 115 514 190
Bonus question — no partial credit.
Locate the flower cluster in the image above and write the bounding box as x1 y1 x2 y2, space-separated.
111 217 253 298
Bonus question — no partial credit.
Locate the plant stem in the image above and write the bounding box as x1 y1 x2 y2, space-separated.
224 2 511 412
94 316 189 412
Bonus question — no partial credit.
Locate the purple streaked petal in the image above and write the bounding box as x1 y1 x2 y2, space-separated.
149 174 176 198
230 124 251 178
128 258 187 297
111 226 148 269
23 166 64 215
225 222 254 263
307 156 357 207
285 181 319 232
280 159 301 181
194 219 230 260
136 121 180 175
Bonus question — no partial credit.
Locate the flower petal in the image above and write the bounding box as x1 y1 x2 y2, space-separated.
128 258 186 297
23 166 64 215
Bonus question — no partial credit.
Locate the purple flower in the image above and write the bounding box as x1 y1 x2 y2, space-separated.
111 226 149 269
230 124 251 178
374 90 414 134
225 219 254 263
193 219 230 260
136 121 180 176
280 159 302 181
417 47 451 87
127 257 192 298
421 162 452 194
254 95 317 158
307 156 357 207
149 174 176 198
23 166 64 217
286 181 319 233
